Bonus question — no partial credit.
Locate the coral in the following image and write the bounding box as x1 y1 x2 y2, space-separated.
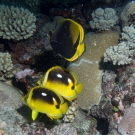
103 42 134 65
63 101 77 123
4 65 20 79
0 52 13 72
89 8 119 31
118 103 135 135
104 25 135 65
7 15 53 67
0 52 19 81
0 5 36 40
120 1 135 28
68 31 120 110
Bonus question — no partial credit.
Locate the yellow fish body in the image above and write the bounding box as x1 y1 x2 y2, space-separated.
37 66 82 101
50 19 85 62
22 85 68 120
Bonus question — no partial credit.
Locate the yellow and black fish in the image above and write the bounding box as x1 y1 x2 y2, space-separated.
22 85 68 120
50 19 85 62
37 66 82 101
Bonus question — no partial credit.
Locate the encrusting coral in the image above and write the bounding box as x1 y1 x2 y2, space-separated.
90 8 119 31
0 5 36 40
68 31 120 110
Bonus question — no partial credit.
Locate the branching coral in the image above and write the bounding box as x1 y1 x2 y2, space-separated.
0 5 36 40
121 25 135 47
0 52 13 72
0 52 19 81
89 8 119 31
104 25 135 65
104 42 134 65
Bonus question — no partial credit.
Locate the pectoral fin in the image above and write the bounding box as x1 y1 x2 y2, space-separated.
75 83 83 94
32 110 39 121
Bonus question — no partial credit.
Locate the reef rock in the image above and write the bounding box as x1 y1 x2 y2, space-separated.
118 103 135 135
120 1 135 28
0 81 27 134
68 31 120 110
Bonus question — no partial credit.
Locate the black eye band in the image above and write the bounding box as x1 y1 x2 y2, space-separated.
32 87 61 105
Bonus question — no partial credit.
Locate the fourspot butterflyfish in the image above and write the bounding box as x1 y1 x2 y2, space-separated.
37 66 83 101
22 85 68 120
50 19 85 62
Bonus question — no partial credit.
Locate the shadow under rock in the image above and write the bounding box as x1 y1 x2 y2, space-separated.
96 118 109 135
99 57 118 71
17 105 33 122
17 105 57 128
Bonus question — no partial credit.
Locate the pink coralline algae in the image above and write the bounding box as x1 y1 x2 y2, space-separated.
15 69 34 81
118 103 135 135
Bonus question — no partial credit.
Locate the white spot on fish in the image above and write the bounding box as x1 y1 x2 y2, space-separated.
68 78 71 83
42 92 47 96
53 97 55 101
57 74 62 78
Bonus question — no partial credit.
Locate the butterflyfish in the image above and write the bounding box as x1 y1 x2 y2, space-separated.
22 85 68 120
37 66 83 101
50 19 85 62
